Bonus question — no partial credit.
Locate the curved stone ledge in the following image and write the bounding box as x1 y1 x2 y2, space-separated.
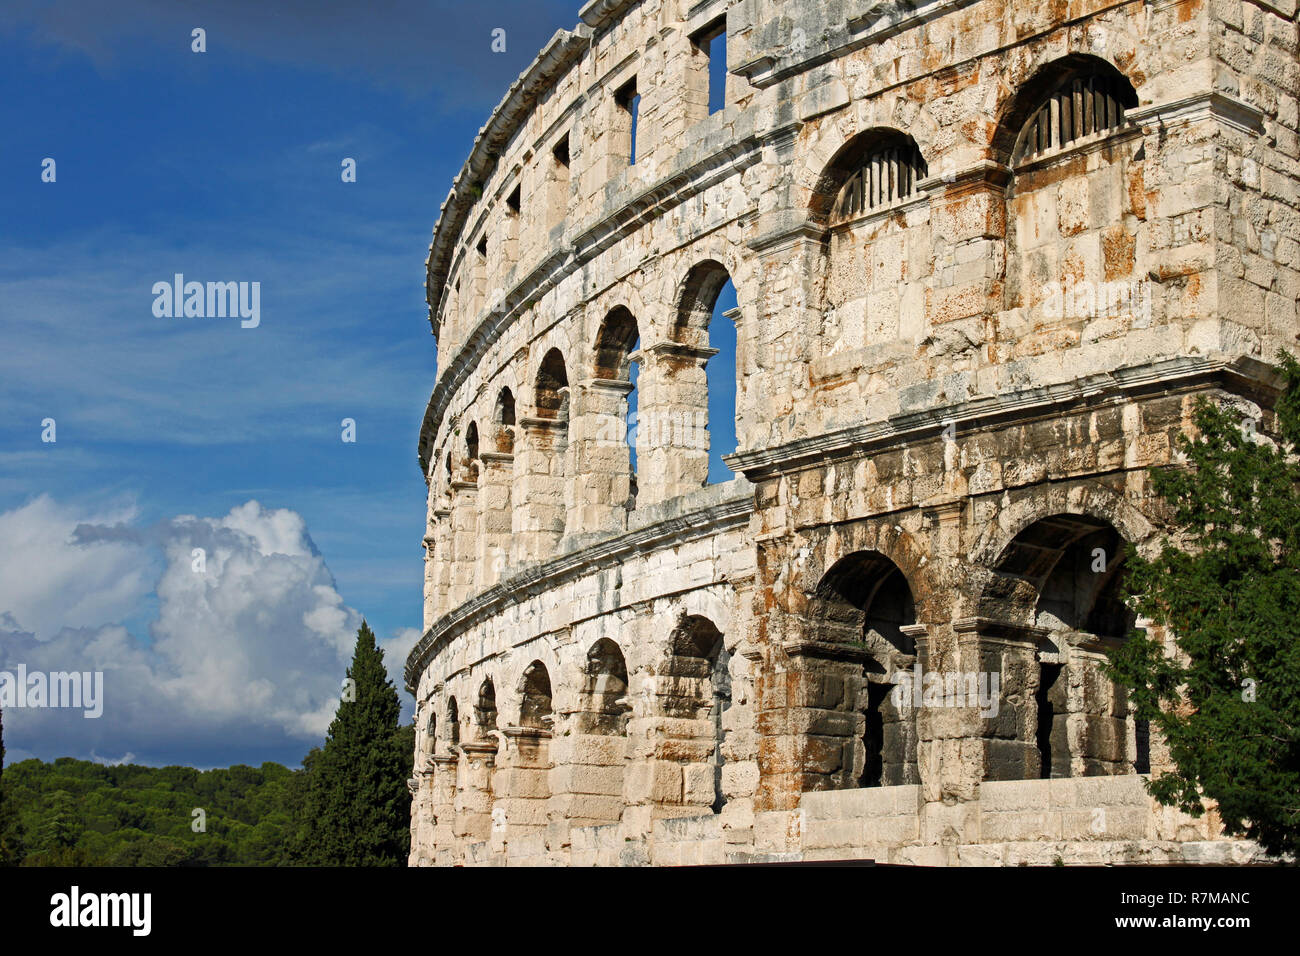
404 476 754 689
724 355 1283 479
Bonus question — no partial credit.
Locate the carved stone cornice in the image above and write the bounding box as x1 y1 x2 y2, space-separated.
518 415 569 434
782 639 873 662
951 617 1051 645
1128 91 1266 137
639 341 720 365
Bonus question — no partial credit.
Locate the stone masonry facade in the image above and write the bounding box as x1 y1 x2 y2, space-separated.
406 0 1299 865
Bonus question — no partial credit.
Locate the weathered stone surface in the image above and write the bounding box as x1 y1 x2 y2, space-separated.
406 0 1295 866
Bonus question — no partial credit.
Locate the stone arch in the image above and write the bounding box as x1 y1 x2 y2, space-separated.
810 128 930 226
808 550 921 789
593 306 640 381
445 696 460 748
974 507 1146 780
464 421 480 480
473 677 498 739
493 386 515 453
800 114 941 229
567 638 632 827
577 638 631 735
421 707 437 758
800 521 936 625
992 53 1141 165
673 260 732 349
518 660 554 730
534 347 570 421
968 483 1157 572
658 614 732 814
505 660 554 834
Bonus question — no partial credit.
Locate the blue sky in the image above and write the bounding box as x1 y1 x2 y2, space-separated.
0 1 740 769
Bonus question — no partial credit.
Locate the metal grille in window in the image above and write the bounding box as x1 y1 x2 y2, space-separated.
1017 74 1129 162
832 142 927 221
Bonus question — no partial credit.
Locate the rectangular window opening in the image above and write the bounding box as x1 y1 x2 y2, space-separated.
506 184 521 215
693 19 727 115
616 78 640 165
552 133 570 169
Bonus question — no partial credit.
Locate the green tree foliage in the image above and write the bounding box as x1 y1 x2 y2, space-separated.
1 757 303 866
297 621 413 866
1110 352 1300 859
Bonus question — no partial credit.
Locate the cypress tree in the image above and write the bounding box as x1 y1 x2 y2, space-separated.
298 621 412 865
1109 352 1300 859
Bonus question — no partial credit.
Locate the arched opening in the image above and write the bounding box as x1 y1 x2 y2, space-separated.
996 55 1139 164
671 261 739 488
981 513 1140 779
517 349 570 561
664 615 731 813
519 661 554 730
446 697 460 747
578 638 631 735
493 386 515 453
422 711 436 758
566 638 631 827
595 306 641 503
810 551 920 788
811 129 929 228
465 421 480 481
535 348 569 422
474 679 498 739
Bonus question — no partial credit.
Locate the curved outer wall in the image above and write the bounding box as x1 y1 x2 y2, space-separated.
408 0 1298 865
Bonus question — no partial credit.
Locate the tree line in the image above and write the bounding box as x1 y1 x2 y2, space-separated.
0 621 414 866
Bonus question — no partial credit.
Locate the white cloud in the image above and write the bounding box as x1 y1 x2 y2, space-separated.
0 496 415 766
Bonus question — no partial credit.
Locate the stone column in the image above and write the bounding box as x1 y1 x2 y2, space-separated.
476 450 515 586
550 697 630 831
454 741 498 846
917 161 1010 347
756 640 871 810
512 417 568 564
447 479 479 609
635 342 716 504
499 726 554 842
951 617 1050 784
430 505 452 621
429 753 459 864
566 377 636 534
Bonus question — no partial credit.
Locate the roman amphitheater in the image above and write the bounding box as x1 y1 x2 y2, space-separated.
406 0 1298 865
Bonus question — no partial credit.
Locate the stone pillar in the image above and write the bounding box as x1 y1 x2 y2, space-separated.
550 698 630 831
499 726 554 842
429 753 459 864
636 342 716 504
756 640 870 811
513 417 568 563
951 617 1049 784
566 377 636 534
430 505 452 621
1060 632 1131 777
447 480 479 609
454 741 498 846
476 450 515 586
917 161 1010 349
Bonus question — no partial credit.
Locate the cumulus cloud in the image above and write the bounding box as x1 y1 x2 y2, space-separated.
0 496 413 767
